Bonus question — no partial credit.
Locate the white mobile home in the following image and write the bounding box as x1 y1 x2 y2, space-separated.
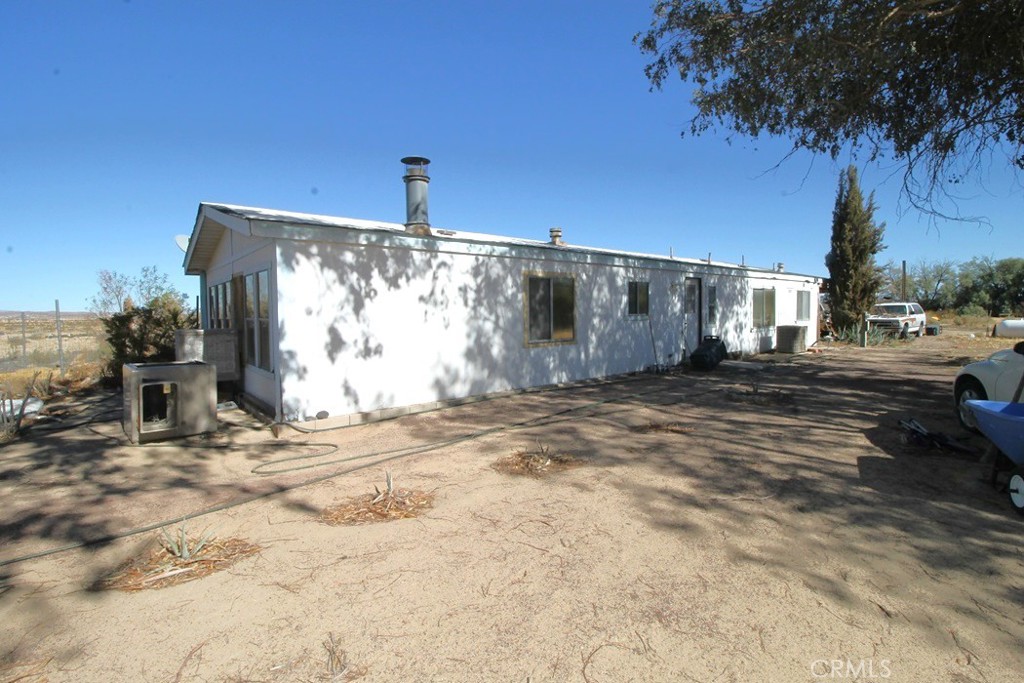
183 159 821 423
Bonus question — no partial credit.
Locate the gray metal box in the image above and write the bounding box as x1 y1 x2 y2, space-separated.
122 361 217 443
776 325 808 353
175 329 240 381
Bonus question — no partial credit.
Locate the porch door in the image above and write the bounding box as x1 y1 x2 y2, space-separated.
231 274 245 388
683 277 702 356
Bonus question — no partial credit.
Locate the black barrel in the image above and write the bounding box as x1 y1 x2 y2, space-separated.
690 335 727 370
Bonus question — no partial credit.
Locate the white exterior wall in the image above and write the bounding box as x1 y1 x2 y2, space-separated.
271 229 819 422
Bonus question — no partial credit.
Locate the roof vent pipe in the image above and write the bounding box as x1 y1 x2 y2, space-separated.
776 262 785 272
401 156 431 236
549 227 564 246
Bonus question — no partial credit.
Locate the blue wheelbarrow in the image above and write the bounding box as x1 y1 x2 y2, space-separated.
967 400 1024 515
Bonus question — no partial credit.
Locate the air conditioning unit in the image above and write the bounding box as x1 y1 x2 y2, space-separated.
776 325 808 353
175 329 240 381
123 361 217 444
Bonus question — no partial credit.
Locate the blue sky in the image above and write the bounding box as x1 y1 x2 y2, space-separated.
2 0 1019 312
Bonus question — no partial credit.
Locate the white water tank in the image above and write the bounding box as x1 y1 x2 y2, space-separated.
994 319 1024 338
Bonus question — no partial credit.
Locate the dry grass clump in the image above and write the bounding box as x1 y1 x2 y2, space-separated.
317 632 367 682
321 471 434 526
0 362 104 398
493 443 581 477
92 527 260 592
943 333 1016 355
630 421 696 435
0 657 51 683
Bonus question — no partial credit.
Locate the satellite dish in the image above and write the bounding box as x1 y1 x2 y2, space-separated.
174 235 190 252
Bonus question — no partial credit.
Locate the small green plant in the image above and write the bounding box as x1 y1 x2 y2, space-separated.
834 325 888 346
371 470 397 509
160 524 215 561
493 441 579 476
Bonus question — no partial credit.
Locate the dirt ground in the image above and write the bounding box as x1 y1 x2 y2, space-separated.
1 332 1022 683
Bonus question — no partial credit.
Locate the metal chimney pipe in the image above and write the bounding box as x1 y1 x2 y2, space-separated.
549 227 564 246
401 156 431 236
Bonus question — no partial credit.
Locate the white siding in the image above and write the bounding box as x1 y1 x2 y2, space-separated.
272 232 819 422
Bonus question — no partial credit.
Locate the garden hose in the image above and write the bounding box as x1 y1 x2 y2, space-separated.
272 371 652 435
0 373 715 569
250 381 684 476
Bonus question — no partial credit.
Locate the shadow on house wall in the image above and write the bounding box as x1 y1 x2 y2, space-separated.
274 235 780 420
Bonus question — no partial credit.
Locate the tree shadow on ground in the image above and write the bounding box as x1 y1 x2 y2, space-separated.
396 346 1023 654
0 389 287 573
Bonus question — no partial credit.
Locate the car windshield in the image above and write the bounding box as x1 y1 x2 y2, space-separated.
872 304 907 315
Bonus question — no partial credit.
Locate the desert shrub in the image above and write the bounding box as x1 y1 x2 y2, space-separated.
956 303 989 318
834 325 889 346
103 293 197 381
27 347 58 367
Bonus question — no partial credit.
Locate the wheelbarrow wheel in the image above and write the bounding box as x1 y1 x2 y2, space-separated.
1009 468 1024 516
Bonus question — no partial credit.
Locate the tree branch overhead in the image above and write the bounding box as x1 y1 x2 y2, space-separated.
636 0 1024 208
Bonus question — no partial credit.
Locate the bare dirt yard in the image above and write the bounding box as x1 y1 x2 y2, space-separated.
1 332 1022 682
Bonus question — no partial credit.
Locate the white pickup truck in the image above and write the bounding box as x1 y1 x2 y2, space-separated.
867 302 927 338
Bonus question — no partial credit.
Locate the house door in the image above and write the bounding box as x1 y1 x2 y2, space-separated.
231 274 246 388
683 277 702 357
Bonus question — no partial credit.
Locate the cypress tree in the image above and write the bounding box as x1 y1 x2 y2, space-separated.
825 166 886 332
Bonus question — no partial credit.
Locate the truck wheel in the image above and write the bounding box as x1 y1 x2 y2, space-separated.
915 325 923 338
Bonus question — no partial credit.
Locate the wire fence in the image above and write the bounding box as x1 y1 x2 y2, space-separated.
0 303 107 378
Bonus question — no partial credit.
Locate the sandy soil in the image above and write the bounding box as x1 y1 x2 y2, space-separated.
1 333 1022 682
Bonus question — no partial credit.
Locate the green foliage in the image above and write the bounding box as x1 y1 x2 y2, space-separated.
636 1 1024 207
879 259 959 310
161 524 215 561
90 266 189 317
871 256 1024 317
912 260 958 311
954 256 1024 316
825 166 886 332
90 270 133 316
834 325 888 346
955 303 989 318
103 293 197 380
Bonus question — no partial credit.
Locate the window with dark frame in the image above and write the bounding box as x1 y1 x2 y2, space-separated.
707 285 718 325
797 290 811 322
753 288 776 327
685 281 698 315
627 281 649 316
207 282 232 329
244 270 272 371
208 285 217 327
527 274 575 343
